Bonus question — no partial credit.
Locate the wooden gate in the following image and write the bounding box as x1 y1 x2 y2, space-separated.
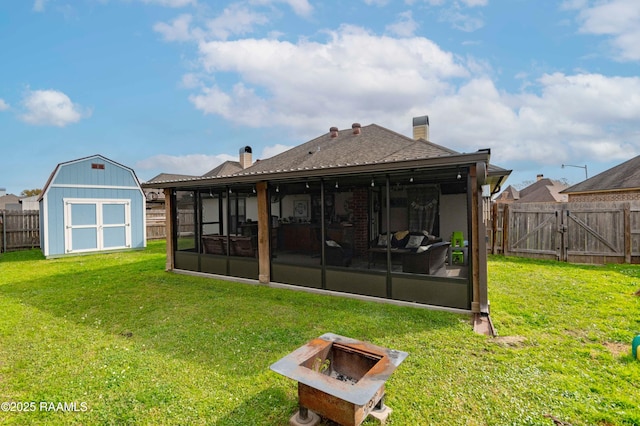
505 203 561 260
495 201 640 264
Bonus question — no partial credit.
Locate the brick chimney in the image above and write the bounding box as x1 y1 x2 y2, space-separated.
239 146 252 169
352 123 361 135
536 174 543 181
413 115 429 140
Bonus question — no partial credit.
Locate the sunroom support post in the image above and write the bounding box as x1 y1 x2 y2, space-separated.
470 165 480 314
165 188 175 271
256 181 271 283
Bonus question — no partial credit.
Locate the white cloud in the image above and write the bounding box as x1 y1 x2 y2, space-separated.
430 73 640 165
573 0 640 61
154 6 269 42
364 0 390 5
136 153 235 176
154 14 194 41
33 0 48 12
386 11 419 37
136 145 292 178
190 25 468 134
140 0 196 7
439 8 484 32
0 99 9 111
180 73 202 89
460 0 487 6
251 0 313 17
260 144 294 159
20 89 90 127
158 7 640 172
205 4 269 40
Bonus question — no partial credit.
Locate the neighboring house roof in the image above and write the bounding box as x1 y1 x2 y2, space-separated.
147 172 198 182
517 178 568 203
496 185 519 202
498 178 568 203
19 195 40 211
0 194 21 210
562 155 640 194
202 161 243 177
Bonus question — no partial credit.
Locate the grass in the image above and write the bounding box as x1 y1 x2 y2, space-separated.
0 241 638 425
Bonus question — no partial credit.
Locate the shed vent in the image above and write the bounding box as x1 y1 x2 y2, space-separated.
91 163 105 170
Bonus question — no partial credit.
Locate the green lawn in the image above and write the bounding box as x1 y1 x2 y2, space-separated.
0 241 639 425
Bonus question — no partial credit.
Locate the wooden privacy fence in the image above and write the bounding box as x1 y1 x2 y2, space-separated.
146 210 167 240
0 210 40 253
489 201 640 264
0 209 173 252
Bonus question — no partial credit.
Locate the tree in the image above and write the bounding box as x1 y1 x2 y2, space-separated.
20 189 42 197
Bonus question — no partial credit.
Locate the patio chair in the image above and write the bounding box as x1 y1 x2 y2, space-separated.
324 240 353 267
401 241 451 275
448 231 468 265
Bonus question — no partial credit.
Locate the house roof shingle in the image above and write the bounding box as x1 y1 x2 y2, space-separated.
562 155 640 194
142 122 511 189
202 161 243 177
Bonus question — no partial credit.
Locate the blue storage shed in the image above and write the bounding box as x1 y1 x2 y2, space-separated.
39 155 146 258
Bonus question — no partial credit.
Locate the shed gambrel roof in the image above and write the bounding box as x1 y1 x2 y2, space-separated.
39 154 142 201
561 155 640 194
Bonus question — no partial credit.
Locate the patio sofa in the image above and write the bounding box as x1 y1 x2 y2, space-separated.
368 231 442 267
201 234 257 257
401 241 451 276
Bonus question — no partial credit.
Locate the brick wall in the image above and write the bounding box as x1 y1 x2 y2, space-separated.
569 190 640 202
352 187 369 257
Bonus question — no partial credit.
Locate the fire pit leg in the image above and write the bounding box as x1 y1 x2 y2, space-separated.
375 394 385 410
369 394 393 425
289 405 320 426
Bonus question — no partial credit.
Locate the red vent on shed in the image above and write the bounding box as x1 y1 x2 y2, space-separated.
91 163 105 170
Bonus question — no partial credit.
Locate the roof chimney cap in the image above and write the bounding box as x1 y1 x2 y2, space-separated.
413 115 429 126
536 174 544 181
329 127 339 138
352 123 361 135
412 115 429 140
239 146 253 169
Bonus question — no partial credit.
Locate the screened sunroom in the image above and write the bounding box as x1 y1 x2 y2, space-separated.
143 118 510 321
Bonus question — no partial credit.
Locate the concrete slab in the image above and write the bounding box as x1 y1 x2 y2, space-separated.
289 410 320 426
368 405 393 425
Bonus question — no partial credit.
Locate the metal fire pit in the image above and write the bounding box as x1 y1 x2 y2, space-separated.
270 333 408 426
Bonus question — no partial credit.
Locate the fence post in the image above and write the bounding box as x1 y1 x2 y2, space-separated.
624 203 631 264
502 203 509 256
1 210 5 253
491 203 497 254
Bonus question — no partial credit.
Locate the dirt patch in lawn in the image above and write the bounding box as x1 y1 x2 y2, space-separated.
491 335 527 348
603 341 628 357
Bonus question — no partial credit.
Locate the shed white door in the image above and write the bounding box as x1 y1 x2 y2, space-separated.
64 199 131 254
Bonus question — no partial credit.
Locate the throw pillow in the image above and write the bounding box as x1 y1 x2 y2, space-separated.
416 244 432 253
394 230 409 240
326 240 341 248
405 235 424 249
377 234 388 246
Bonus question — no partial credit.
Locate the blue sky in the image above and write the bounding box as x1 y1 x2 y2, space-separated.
1 0 639 195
